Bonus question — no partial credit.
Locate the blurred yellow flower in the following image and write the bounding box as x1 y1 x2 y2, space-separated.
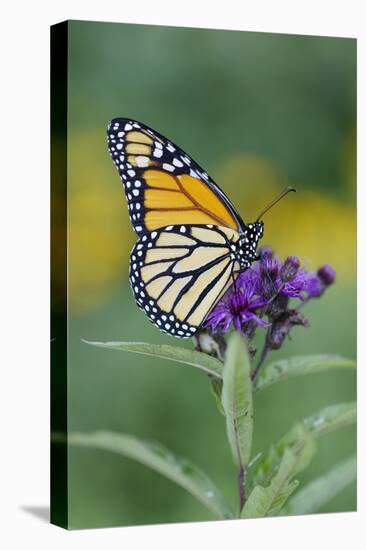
66 130 134 313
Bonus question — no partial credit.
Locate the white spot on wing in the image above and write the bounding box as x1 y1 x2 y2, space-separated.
136 156 149 167
173 158 183 168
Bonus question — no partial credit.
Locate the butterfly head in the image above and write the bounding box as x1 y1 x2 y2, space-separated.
236 187 296 269
253 220 264 240
238 221 264 269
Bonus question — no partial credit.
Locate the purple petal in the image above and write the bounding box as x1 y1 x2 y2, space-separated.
240 311 270 327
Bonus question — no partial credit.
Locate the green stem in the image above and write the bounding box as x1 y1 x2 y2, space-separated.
251 340 269 384
238 463 247 515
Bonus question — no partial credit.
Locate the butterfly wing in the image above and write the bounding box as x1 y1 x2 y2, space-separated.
107 118 245 235
130 224 240 337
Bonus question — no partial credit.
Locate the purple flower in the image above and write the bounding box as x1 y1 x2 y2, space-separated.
199 246 337 384
281 268 321 299
204 246 336 338
255 250 329 301
204 276 269 334
294 265 335 299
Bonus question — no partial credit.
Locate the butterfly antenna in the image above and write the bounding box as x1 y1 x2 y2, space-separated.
256 187 296 222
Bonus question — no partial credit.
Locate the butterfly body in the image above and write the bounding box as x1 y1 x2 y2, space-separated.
107 118 264 338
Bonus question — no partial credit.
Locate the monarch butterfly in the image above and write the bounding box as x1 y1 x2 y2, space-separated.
107 118 294 338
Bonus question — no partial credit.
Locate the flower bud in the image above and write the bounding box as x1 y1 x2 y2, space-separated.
267 310 309 350
280 256 300 282
317 264 336 286
260 259 279 299
267 321 288 349
266 294 289 318
259 246 274 262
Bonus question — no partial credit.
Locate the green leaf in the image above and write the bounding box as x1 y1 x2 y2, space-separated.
221 332 253 467
248 402 355 490
248 423 317 492
255 354 356 393
304 402 356 436
242 472 299 518
242 437 314 518
281 455 356 516
210 377 225 415
83 342 356 393
53 430 233 519
82 340 223 378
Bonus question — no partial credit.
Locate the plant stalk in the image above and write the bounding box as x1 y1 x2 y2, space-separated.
251 340 269 384
238 463 247 515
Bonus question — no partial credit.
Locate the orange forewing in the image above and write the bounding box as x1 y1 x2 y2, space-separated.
143 170 238 231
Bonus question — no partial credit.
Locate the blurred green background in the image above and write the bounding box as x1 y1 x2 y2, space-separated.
61 20 356 528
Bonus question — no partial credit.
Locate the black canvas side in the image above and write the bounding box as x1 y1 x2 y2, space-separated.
50 20 68 529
